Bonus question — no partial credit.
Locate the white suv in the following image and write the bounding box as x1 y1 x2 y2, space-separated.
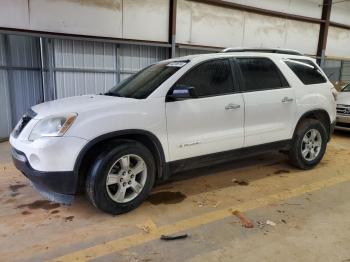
10 49 336 214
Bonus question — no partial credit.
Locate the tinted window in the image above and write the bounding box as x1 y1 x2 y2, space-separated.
285 59 327 85
107 62 183 99
237 58 288 92
176 59 234 97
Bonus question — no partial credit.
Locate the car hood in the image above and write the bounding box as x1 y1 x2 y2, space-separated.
337 92 350 105
31 95 137 119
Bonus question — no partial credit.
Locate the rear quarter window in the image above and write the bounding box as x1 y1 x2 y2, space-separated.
285 59 327 85
236 57 289 92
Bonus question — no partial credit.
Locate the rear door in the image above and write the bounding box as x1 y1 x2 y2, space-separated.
236 57 297 147
166 58 245 161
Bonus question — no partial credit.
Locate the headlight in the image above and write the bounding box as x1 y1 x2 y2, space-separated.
29 113 77 141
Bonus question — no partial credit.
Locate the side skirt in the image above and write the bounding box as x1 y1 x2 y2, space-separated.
167 140 291 175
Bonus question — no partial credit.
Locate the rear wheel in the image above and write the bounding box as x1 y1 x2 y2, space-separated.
85 141 155 215
289 119 328 170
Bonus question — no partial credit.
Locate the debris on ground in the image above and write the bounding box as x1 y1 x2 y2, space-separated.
213 201 221 208
160 234 188 241
256 220 265 229
195 200 204 207
137 219 157 234
266 220 276 226
281 203 302 206
234 179 249 186
138 225 151 234
232 210 254 228
281 219 287 224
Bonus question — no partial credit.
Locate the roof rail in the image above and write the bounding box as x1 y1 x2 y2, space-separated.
221 48 303 56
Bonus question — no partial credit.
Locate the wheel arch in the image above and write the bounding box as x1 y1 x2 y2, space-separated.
73 130 168 193
293 109 331 140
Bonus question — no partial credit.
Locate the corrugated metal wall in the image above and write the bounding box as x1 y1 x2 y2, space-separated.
341 61 350 83
323 60 342 83
119 44 168 81
0 34 12 139
0 34 44 139
53 40 168 97
175 47 211 57
6 35 43 123
54 39 118 98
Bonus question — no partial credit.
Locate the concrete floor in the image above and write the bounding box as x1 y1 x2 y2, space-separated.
1 132 350 262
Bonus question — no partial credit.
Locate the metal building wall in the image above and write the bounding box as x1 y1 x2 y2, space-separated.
0 34 43 139
53 39 168 97
323 59 342 83
6 35 43 123
0 34 12 139
341 62 350 83
175 47 211 57
54 39 118 98
119 44 168 81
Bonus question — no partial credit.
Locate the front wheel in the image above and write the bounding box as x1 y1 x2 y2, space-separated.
85 141 156 215
289 119 328 170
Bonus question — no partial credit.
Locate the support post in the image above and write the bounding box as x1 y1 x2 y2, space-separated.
317 0 332 67
168 0 177 58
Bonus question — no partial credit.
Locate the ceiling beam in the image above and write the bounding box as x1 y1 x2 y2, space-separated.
188 0 325 24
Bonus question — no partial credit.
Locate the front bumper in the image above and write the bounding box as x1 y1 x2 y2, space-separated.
335 114 350 131
12 148 77 204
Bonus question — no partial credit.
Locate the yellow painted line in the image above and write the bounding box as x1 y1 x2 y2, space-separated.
50 172 350 262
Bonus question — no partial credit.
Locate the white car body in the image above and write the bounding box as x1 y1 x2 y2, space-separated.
9 50 336 206
335 85 350 131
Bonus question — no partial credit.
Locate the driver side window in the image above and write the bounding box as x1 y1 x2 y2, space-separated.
176 59 234 97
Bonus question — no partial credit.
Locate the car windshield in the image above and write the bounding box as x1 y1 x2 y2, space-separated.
342 83 350 92
106 61 186 99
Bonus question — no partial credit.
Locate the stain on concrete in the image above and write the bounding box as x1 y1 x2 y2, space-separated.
4 199 15 204
58 0 121 10
265 161 283 166
65 216 75 222
17 200 60 210
274 170 290 175
147 191 186 205
234 180 249 186
9 184 26 192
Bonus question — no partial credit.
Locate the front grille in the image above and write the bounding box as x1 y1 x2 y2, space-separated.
13 109 37 138
336 104 350 115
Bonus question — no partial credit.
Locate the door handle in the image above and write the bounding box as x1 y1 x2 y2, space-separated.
281 97 294 103
225 103 241 110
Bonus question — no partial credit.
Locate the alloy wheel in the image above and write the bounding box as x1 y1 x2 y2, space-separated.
106 154 147 203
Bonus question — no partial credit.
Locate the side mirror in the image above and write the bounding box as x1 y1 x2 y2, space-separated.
167 85 197 101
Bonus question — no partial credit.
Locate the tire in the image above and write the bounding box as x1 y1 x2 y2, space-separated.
85 140 156 215
289 119 328 170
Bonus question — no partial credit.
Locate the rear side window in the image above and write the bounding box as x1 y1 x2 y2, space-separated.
237 58 289 92
176 59 234 97
285 59 327 85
